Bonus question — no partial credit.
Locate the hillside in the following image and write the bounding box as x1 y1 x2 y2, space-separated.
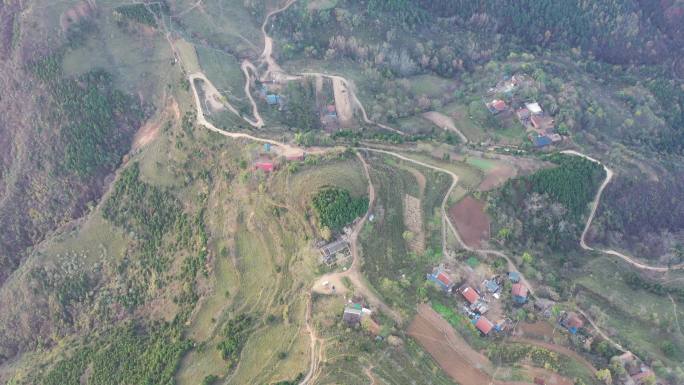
1 1 684 385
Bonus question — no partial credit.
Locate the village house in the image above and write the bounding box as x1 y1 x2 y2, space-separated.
508 271 521 283
474 316 494 336
460 286 480 305
319 238 351 266
486 99 508 114
511 283 529 304
343 303 363 326
525 102 543 115
530 115 554 132
559 311 584 334
516 108 531 122
255 158 275 173
427 266 455 292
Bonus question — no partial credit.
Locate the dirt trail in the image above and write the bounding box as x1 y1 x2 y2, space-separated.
422 111 468 144
260 0 297 80
669 294 683 337
187 72 328 158
300 293 324 385
561 150 684 272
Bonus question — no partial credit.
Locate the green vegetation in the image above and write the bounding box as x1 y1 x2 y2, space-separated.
312 187 368 232
217 314 254 367
114 3 167 27
488 154 605 251
41 322 190 385
103 163 183 273
29 56 142 177
283 79 320 131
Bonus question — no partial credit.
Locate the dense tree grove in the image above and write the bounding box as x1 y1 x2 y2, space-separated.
114 3 169 27
488 154 605 251
312 187 368 232
29 56 142 177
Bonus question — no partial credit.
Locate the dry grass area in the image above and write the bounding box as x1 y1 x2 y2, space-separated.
403 194 425 253
478 163 517 191
448 196 491 248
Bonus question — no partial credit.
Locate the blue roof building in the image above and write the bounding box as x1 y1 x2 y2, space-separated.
266 94 280 105
508 271 520 283
531 134 552 147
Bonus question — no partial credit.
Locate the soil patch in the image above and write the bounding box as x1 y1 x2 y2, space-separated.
517 321 557 340
332 77 353 126
478 164 516 191
409 304 531 385
312 274 349 295
521 365 574 385
403 194 425 253
448 196 490 248
408 304 493 385
133 97 179 150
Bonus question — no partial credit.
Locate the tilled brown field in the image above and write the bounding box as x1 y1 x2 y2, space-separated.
448 196 491 248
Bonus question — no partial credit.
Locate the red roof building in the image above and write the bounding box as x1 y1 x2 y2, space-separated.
475 317 494 335
487 99 508 114
436 272 452 287
461 287 480 304
255 161 275 172
511 283 528 298
492 100 507 111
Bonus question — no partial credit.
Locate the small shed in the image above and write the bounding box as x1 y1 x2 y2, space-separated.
484 280 500 293
511 283 529 304
326 104 337 117
525 102 543 114
474 316 494 336
530 115 554 131
255 160 275 172
343 303 363 325
461 286 480 304
266 94 280 105
531 134 553 148
560 312 584 334
508 271 521 283
516 108 531 121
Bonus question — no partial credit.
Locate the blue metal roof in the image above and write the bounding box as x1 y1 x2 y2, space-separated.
532 135 552 147
266 94 279 105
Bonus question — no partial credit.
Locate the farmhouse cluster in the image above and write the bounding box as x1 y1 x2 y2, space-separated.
484 74 564 148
